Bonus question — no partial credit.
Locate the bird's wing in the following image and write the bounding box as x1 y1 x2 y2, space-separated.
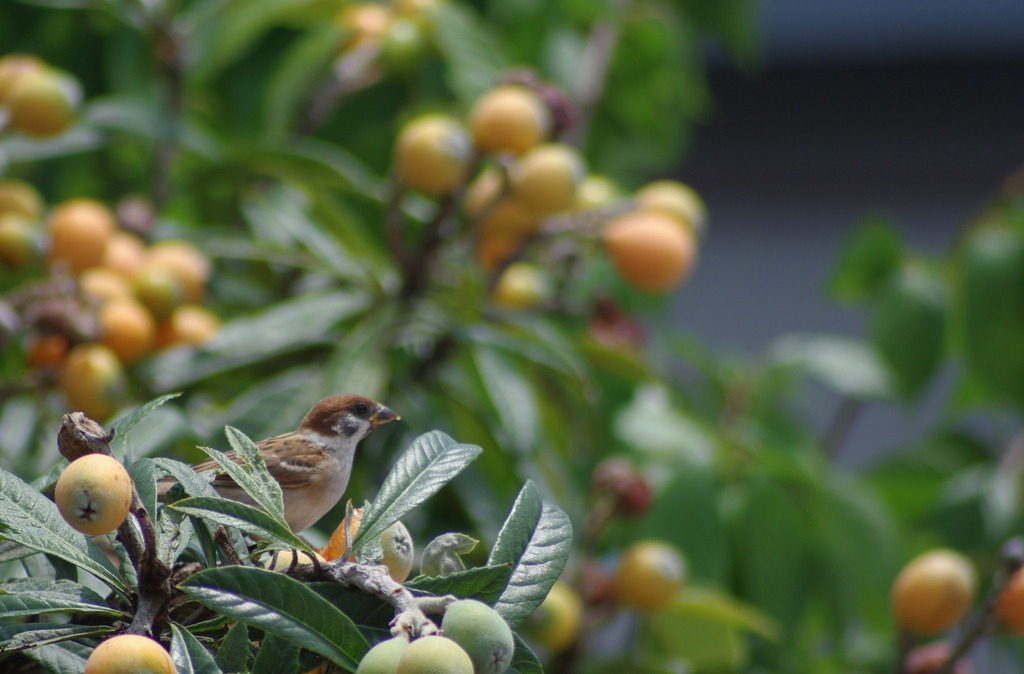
188 432 321 490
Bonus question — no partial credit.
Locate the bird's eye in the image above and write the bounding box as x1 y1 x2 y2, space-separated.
354 401 370 415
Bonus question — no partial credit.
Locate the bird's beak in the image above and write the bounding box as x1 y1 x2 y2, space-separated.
371 406 400 426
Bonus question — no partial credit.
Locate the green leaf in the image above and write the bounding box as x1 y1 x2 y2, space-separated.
0 467 126 595
321 306 397 403
170 497 309 551
0 622 113 655
142 290 370 390
594 7 703 176
21 639 92 674
157 507 196 568
614 384 716 464
153 458 220 499
734 479 810 633
170 621 224 674
431 2 507 104
406 564 514 604
178 566 369 670
352 431 482 552
128 457 159 528
869 261 947 400
508 633 544 674
215 621 252 673
955 226 1024 411
251 633 301 674
85 97 223 159
669 586 778 639
0 540 35 563
641 598 749 670
241 185 364 282
473 346 540 454
828 215 903 302
487 481 573 627
633 462 728 584
110 393 183 455
0 126 103 164
0 578 122 619
263 27 342 141
223 426 286 520
769 333 893 400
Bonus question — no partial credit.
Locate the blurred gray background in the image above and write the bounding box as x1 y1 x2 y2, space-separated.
671 0 1024 465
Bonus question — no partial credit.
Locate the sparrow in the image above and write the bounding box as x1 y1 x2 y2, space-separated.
158 394 399 532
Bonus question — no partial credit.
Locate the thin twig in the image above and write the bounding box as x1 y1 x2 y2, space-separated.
329 561 453 639
820 397 865 460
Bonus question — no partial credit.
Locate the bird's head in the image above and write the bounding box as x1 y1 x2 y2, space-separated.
300 394 400 447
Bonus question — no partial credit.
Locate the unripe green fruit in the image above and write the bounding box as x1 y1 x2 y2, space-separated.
357 637 409 674
397 636 473 674
441 599 514 674
84 634 175 674
381 521 414 583
55 454 133 536
394 115 472 196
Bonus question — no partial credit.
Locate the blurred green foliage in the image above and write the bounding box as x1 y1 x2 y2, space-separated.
2 0 1024 672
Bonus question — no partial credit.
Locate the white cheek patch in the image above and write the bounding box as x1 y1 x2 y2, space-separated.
304 429 342 450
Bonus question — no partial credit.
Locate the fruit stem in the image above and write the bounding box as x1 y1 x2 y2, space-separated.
820 397 865 460
562 6 623 149
934 540 1024 674
329 559 453 639
398 154 483 302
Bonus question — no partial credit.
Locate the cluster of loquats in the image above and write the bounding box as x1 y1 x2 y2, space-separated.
335 0 443 73
0 52 81 138
389 74 707 315
260 505 526 674
0 181 220 420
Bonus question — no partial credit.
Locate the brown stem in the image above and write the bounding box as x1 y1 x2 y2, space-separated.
562 13 622 148
150 15 185 211
820 397 865 460
933 540 1024 674
384 182 410 268
214 526 244 566
893 628 915 674
329 560 453 638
